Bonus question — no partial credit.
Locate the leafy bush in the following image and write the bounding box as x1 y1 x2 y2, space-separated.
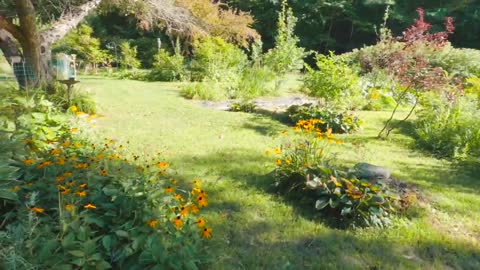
115 69 148 81
305 172 396 228
287 104 362 134
230 101 257 113
49 84 97 114
180 81 229 101
235 66 276 100
0 89 212 269
190 36 247 84
415 92 480 159
302 52 361 110
363 88 397 111
263 0 306 82
119 41 141 69
147 41 188 82
271 119 396 227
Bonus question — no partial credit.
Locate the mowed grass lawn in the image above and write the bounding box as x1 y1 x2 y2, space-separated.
81 77 480 269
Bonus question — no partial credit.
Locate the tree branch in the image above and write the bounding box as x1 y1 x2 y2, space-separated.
0 15 24 42
39 0 103 44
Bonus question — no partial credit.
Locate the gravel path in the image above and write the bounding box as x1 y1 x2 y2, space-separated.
195 95 317 111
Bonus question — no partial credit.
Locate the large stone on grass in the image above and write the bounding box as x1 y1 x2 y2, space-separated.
352 163 391 182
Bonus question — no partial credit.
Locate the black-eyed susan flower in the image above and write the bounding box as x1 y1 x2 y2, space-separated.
61 141 70 147
50 149 61 156
285 158 292 165
156 162 169 169
165 186 174 193
75 191 86 197
275 159 282 166
10 186 20 192
56 158 65 165
23 159 34 165
31 206 45 213
189 204 200 214
100 169 108 176
274 148 281 154
147 219 158 228
56 176 65 182
84 203 96 209
70 105 78 112
180 206 189 217
65 204 74 211
63 172 73 177
197 196 208 207
175 194 185 202
173 216 183 229
196 218 206 228
71 128 78 133
201 227 212 238
79 183 87 188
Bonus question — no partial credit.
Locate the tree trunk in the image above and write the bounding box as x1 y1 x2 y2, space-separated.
16 0 45 87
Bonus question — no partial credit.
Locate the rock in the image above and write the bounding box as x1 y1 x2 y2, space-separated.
352 162 391 182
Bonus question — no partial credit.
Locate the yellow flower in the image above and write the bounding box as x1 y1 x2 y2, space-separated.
75 191 87 197
56 158 65 165
189 204 200 214
156 162 169 169
285 158 291 165
180 206 189 217
197 196 208 207
84 203 96 209
31 206 45 213
71 128 78 133
265 150 271 155
69 105 78 112
63 172 73 177
196 218 206 228
191 187 201 195
100 169 108 176
280 130 288 136
23 159 34 165
50 149 61 156
69 155 77 161
56 176 65 181
79 183 87 188
275 159 282 166
173 216 183 229
36 161 52 168
175 194 185 202
74 163 89 169
65 204 74 211
147 219 158 228
192 179 201 188
274 148 281 154
10 186 20 192
336 140 343 145
201 227 212 239
165 186 174 193
61 141 70 147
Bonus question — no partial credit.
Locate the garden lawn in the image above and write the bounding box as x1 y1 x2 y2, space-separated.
81 77 480 270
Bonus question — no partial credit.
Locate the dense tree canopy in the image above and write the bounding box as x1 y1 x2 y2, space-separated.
225 0 480 53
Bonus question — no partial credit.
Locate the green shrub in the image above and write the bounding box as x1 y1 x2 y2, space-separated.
302 52 361 110
0 88 212 269
271 119 396 227
147 41 188 82
119 41 141 69
363 88 397 111
235 66 276 100
180 81 228 101
115 69 148 80
287 104 362 134
190 36 247 83
415 92 480 160
230 101 257 113
48 84 97 114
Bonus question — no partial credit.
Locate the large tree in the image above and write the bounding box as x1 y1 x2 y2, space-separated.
0 0 257 87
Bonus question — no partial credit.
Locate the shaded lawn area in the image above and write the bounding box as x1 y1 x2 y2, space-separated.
81 77 480 269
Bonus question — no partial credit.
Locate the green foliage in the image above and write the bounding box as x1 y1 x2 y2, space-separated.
0 87 211 269
303 52 361 110
48 83 97 114
148 42 188 82
263 0 306 80
119 42 141 69
272 119 396 227
236 66 276 100
415 92 480 160
306 172 396 228
53 24 111 71
424 46 480 79
180 81 228 101
363 89 397 111
230 101 257 113
190 36 247 83
287 104 362 134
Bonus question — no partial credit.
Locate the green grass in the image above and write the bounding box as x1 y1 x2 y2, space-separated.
81 77 480 269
